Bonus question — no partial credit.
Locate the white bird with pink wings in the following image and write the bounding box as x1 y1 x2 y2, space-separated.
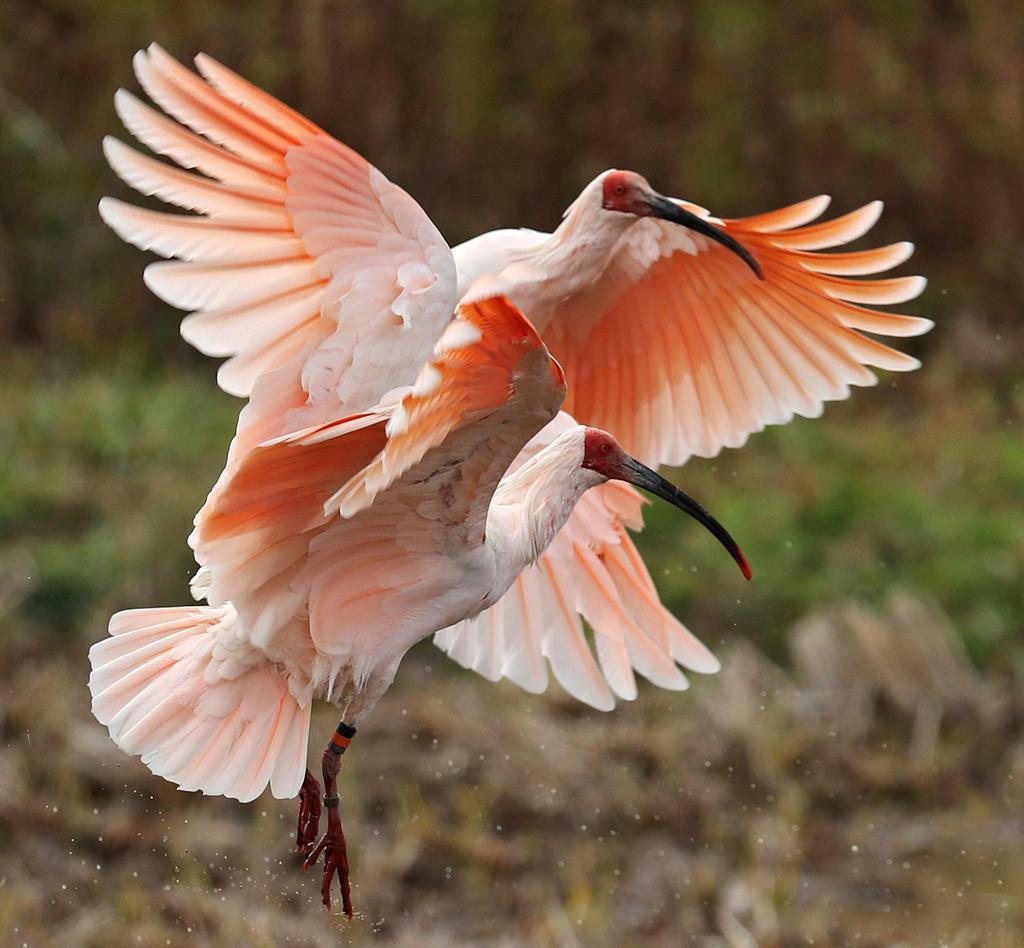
88 45 928 914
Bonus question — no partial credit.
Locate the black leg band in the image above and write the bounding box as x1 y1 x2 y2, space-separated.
328 720 358 756
323 794 340 808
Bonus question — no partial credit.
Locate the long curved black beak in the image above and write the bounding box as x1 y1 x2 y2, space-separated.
619 456 752 580
646 194 763 280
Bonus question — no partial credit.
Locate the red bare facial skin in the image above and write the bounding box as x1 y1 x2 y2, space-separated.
601 170 765 279
582 427 628 478
601 170 654 216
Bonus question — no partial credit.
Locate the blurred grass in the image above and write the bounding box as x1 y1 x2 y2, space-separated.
2 586 1023 945
1 344 1022 944
0 354 233 641
646 350 1024 665
4 347 1021 666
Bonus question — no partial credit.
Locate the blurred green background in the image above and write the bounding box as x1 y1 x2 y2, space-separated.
1 2 1023 945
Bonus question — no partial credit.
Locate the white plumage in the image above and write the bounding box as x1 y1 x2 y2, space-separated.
90 46 927 812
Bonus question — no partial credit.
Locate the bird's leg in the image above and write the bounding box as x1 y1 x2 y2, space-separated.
303 720 357 916
295 768 322 854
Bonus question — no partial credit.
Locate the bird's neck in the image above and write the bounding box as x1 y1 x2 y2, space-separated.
539 197 634 288
485 428 603 599
456 186 633 335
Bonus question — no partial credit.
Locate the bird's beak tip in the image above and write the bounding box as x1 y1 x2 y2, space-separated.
618 455 750 581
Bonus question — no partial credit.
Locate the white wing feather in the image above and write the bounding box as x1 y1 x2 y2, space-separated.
101 44 458 449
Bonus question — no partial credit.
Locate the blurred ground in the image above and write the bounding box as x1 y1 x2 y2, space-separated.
2 2 1024 945
2 593 1024 946
1 357 1021 946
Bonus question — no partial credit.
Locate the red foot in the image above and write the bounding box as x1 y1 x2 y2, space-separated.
304 822 352 917
295 769 322 855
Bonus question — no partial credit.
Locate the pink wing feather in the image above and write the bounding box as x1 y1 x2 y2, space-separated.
434 413 720 711
191 296 565 665
100 49 787 713
101 44 457 447
541 196 930 466
328 296 565 520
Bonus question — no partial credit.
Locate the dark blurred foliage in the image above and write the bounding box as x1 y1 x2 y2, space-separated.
1 0 1023 371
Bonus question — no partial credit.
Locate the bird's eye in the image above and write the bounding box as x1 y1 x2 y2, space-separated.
601 442 611 453
614 184 625 195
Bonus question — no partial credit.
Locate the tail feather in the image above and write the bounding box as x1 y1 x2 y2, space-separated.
271 704 311 796
89 604 310 803
90 628 201 715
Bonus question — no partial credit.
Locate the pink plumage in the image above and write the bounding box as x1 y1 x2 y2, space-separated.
90 45 927 914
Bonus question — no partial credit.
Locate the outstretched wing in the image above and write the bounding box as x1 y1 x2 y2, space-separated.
191 296 566 661
101 44 457 447
533 196 930 466
327 296 565 522
434 412 719 711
